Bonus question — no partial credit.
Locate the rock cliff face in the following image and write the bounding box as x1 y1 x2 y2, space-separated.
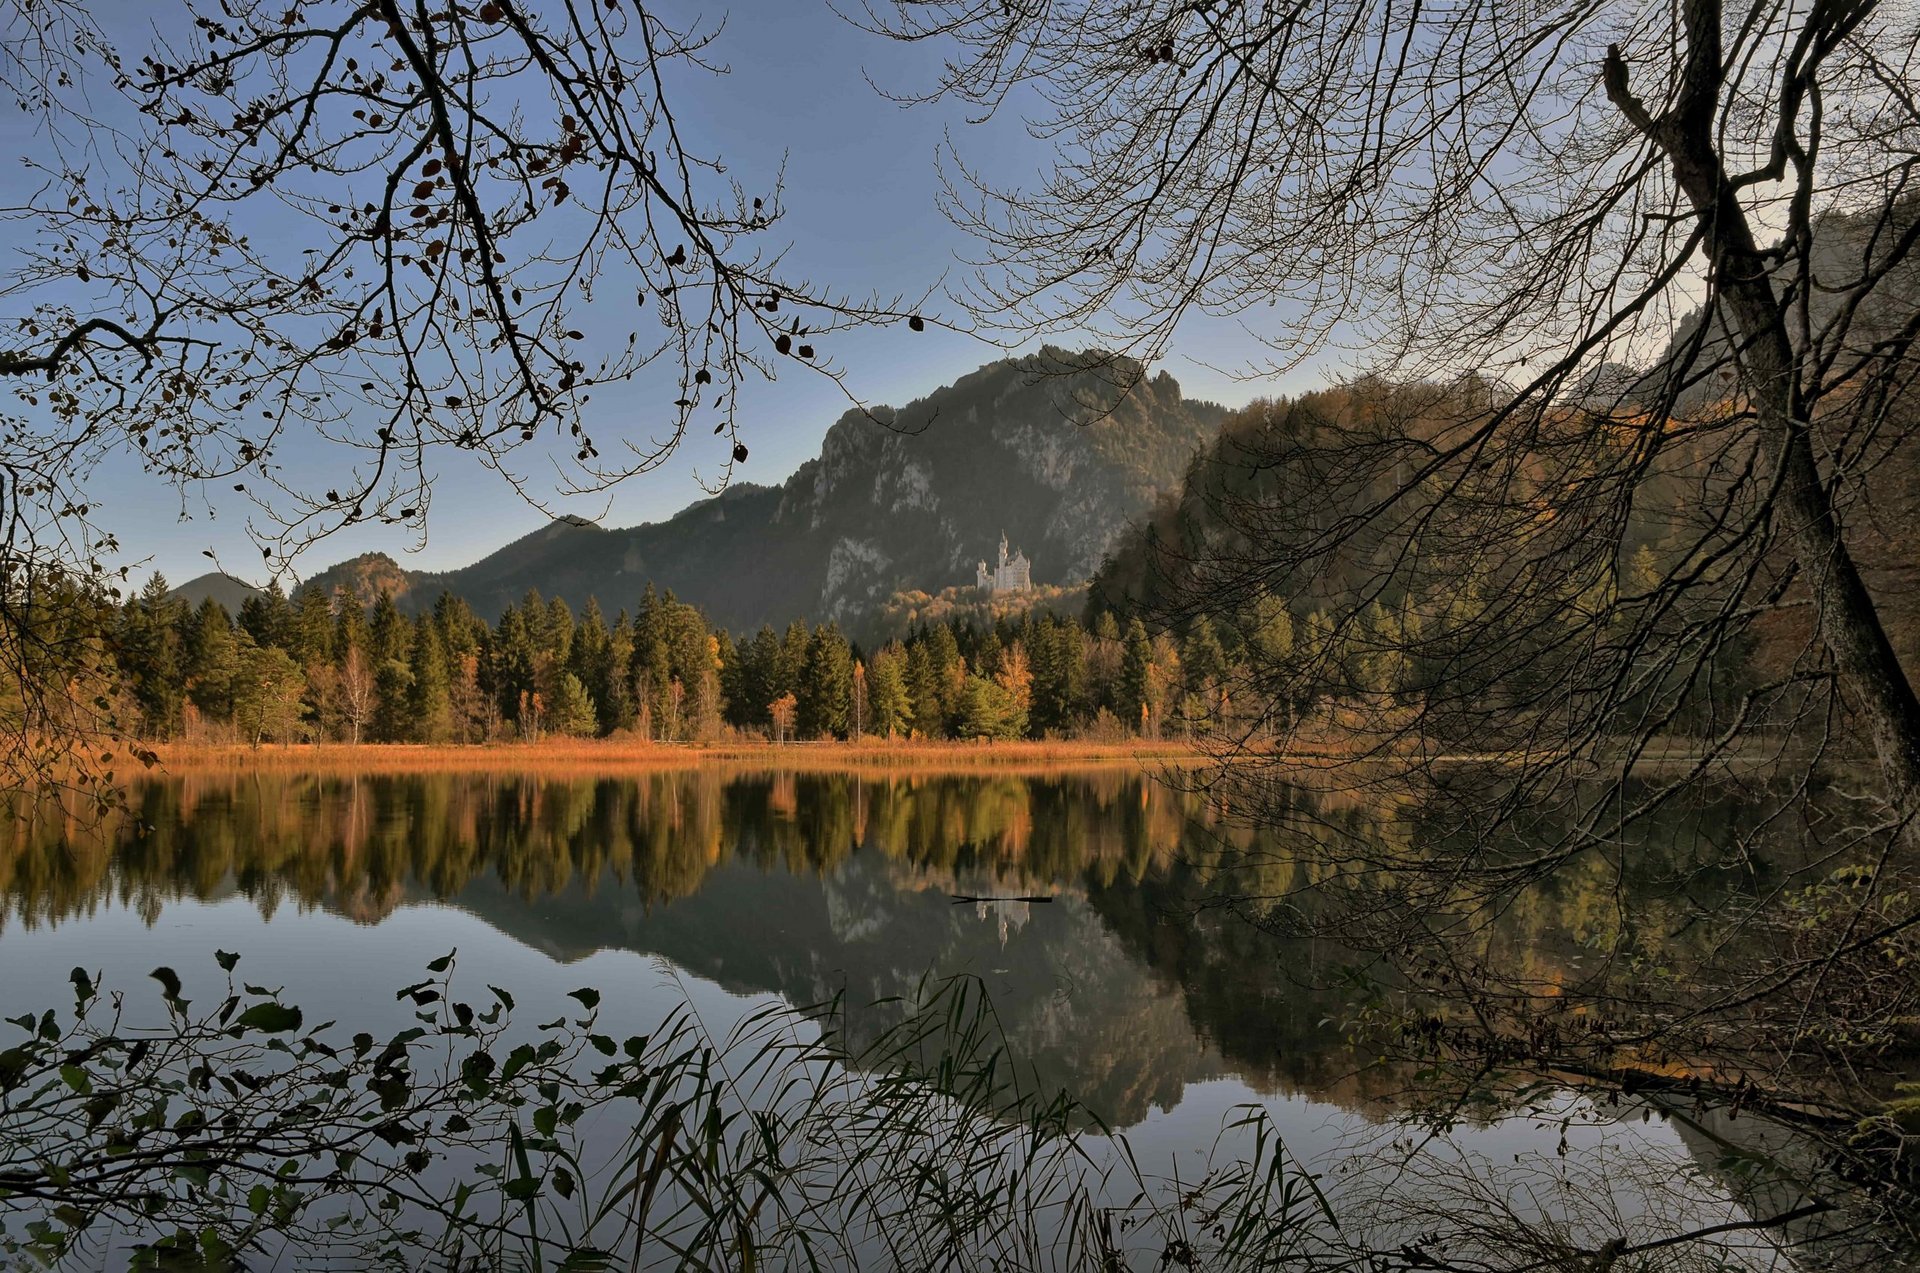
299 349 1223 636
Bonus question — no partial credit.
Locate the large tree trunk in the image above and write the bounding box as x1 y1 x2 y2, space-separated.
1605 0 1920 835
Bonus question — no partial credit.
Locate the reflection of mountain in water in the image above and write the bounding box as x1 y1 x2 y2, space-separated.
4 771 1250 1127
0 767 1835 1133
440 848 1224 1127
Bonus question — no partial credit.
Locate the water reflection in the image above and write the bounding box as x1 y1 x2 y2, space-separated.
0 769 1847 1123
5 771 1285 1128
0 768 1901 1268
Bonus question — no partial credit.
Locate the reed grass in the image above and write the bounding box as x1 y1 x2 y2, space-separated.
139 737 1216 779
0 954 1340 1271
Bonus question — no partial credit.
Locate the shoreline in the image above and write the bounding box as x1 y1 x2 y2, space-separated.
106 736 1838 780
137 737 1216 777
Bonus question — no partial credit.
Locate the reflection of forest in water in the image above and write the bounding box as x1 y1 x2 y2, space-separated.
6 768 1913 1268
0 768 1810 1129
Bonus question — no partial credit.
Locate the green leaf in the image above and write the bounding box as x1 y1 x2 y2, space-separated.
235 1003 303 1034
503 1176 542 1202
533 1105 558 1137
248 1185 269 1216
150 966 182 1000
59 1064 92 1094
215 951 240 972
0 1046 35 1093
426 951 455 973
568 987 600 1011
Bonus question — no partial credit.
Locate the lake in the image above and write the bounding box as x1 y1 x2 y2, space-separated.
0 766 1888 1268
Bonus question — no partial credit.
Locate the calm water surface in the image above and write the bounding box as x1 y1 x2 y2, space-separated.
0 768 1859 1267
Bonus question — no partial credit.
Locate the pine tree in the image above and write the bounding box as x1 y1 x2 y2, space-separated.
905 642 941 738
1180 616 1228 731
958 674 1024 740
926 624 966 733
431 592 482 661
186 599 240 726
1120 618 1154 735
290 587 336 668
569 597 615 734
119 576 187 737
407 617 454 742
543 597 576 667
332 593 370 665
493 604 538 733
238 581 293 651
777 621 810 700
867 645 911 739
602 611 637 734
372 656 414 743
734 626 782 730
368 591 410 666
797 624 852 739
549 672 598 737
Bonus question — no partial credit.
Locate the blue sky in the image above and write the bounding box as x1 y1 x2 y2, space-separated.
21 1 1329 590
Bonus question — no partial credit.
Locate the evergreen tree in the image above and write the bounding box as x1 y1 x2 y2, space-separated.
602 612 637 734
1120 618 1155 735
238 580 293 651
797 624 852 739
926 624 966 733
372 657 414 743
186 599 239 724
569 597 614 735
493 604 538 732
867 646 912 739
407 618 454 742
543 597 576 667
290 587 336 668
1180 616 1228 731
119 576 187 737
332 593 370 665
549 672 598 737
777 621 810 700
905 642 941 738
958 674 1025 740
431 592 482 660
368 591 410 666
735 626 782 730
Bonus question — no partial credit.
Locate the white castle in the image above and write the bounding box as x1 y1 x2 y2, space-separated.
975 531 1033 594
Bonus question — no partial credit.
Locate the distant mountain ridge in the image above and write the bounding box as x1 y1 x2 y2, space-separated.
290 348 1225 635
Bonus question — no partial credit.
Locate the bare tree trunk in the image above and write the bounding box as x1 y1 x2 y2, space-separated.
1606 0 1920 834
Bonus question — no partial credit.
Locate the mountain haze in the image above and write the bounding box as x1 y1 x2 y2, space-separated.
298 349 1225 635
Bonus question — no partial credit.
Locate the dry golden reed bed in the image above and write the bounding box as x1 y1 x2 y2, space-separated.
143 737 1212 778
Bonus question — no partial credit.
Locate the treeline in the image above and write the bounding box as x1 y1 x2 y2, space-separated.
105 577 1252 745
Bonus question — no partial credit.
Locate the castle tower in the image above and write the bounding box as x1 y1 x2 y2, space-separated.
974 532 1033 594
